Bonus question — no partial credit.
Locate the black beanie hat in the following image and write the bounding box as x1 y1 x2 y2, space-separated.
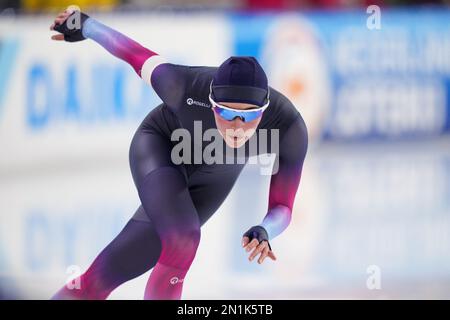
211 56 269 107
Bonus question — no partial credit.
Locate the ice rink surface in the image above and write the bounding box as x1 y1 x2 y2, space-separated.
1 136 449 299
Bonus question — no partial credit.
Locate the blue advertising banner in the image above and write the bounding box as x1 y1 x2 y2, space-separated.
231 9 450 141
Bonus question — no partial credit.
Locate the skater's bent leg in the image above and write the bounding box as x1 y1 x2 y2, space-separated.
52 216 162 300
137 166 201 300
144 227 200 300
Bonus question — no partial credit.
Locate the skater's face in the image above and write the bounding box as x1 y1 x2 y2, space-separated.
213 102 262 149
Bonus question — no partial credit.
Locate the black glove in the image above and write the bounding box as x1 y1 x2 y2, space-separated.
53 11 90 42
243 226 272 251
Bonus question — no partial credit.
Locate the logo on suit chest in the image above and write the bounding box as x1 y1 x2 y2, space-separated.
186 97 211 109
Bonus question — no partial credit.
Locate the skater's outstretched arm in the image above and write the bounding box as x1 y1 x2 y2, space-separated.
50 7 188 107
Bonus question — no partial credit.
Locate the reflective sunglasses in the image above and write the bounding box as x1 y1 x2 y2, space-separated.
208 86 270 123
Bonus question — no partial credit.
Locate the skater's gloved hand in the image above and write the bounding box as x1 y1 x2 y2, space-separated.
242 226 277 264
50 6 90 42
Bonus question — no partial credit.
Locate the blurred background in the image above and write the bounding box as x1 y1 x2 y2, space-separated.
1 0 450 300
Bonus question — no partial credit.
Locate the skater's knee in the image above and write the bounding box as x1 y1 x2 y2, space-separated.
159 228 201 268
